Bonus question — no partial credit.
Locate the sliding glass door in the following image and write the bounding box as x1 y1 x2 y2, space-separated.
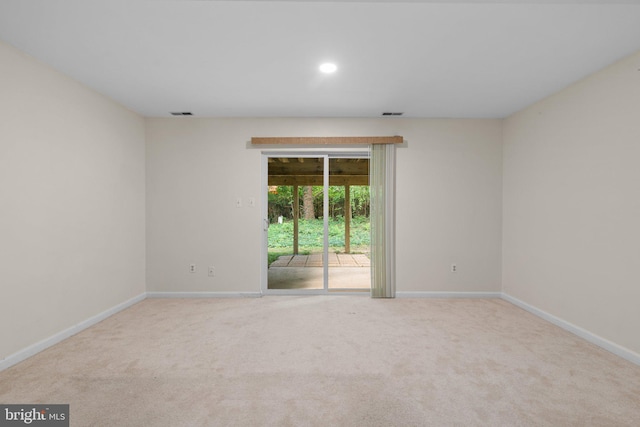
264 153 370 293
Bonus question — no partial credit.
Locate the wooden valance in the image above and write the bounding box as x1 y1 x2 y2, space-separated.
251 136 403 145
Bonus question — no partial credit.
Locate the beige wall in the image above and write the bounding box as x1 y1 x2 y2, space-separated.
0 41 146 360
145 118 503 293
503 52 640 355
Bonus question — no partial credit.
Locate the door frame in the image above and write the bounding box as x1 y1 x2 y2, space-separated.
260 148 370 295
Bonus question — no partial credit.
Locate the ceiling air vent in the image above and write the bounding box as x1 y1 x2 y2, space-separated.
170 112 193 116
382 112 403 116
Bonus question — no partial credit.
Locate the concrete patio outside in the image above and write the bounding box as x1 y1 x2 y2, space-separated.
268 253 371 290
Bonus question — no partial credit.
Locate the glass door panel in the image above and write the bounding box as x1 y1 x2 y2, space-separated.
327 158 371 291
267 157 324 290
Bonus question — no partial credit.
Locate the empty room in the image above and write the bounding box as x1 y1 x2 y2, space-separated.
1 1 639 425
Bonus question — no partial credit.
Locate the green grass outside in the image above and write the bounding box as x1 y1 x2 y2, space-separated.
268 217 370 266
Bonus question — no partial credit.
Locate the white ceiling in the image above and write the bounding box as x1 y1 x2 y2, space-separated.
1 0 639 118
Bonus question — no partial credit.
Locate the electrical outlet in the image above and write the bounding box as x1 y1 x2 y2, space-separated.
190 264 196 273
450 264 457 273
208 266 215 277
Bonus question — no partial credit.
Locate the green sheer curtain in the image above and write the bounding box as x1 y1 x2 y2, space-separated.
369 144 396 298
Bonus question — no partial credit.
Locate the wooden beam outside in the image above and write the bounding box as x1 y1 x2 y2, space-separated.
269 159 367 177
269 161 324 176
345 185 351 254
293 185 299 255
269 175 369 186
252 136 403 145
328 159 369 176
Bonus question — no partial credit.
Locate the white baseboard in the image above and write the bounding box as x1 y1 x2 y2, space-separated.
501 293 640 367
0 293 146 372
147 292 262 298
396 291 502 299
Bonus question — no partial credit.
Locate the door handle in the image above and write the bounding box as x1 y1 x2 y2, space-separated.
263 218 269 231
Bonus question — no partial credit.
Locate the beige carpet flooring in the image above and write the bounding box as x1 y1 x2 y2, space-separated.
1 297 639 426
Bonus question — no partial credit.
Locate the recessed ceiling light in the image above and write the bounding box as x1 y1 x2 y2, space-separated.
319 63 337 74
